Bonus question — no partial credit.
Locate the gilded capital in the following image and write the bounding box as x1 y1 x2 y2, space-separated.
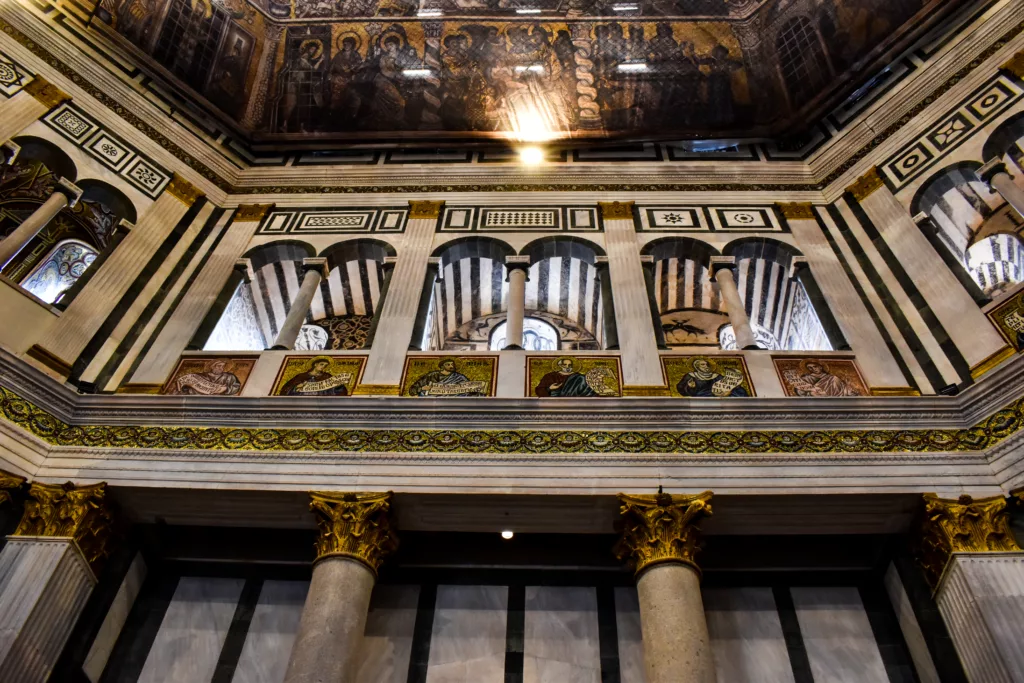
845 167 884 201
0 468 26 507
1001 51 1024 80
23 76 71 110
234 203 274 222
777 202 816 221
310 491 398 576
408 200 444 219
614 491 713 576
14 482 114 572
599 201 635 220
165 173 204 206
915 493 1021 589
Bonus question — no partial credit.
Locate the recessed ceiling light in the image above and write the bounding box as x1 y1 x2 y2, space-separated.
519 147 544 164
402 69 433 78
617 62 648 72
501 530 514 539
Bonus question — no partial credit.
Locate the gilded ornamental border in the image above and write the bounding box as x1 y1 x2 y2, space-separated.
2 385 1023 455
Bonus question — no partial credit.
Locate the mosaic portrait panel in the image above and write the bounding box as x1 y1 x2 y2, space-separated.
400 355 497 397
773 356 869 398
662 355 753 398
528 356 621 398
162 356 258 396
987 289 1024 351
271 355 367 396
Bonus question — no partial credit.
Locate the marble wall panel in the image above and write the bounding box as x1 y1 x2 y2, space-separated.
83 553 148 683
704 587 795 683
231 580 309 683
137 576 244 683
523 586 601 683
791 586 889 683
354 584 420 683
614 586 646 683
426 585 508 683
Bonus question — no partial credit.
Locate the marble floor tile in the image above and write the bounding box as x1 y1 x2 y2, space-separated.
354 584 420 683
791 586 889 683
231 580 309 683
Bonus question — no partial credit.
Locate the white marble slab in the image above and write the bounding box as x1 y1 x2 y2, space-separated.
704 587 795 683
138 576 244 683
426 585 508 683
83 553 148 683
791 586 888 683
231 580 309 683
614 586 646 683
883 564 940 683
523 586 601 683
354 584 420 683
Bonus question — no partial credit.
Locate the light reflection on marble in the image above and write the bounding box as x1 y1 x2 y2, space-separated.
138 577 244 683
83 553 148 683
614 586 646 683
791 586 888 683
426 585 508 683
704 587 795 683
354 584 420 683
231 580 309 683
523 586 601 683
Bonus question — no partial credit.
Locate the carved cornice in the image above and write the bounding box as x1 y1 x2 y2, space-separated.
22 75 69 109
776 202 816 221
165 173 204 206
614 491 713 575
14 481 114 572
309 491 398 575
0 467 25 507
408 200 444 219
599 201 634 220
915 493 1021 589
846 167 885 201
233 204 274 222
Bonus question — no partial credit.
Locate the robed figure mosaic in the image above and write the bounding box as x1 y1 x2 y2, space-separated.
401 356 496 397
162 356 257 396
272 355 366 396
529 356 621 397
661 355 753 398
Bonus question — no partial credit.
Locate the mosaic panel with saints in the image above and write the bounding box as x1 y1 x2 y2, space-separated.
528 356 621 397
272 355 367 396
401 356 497 397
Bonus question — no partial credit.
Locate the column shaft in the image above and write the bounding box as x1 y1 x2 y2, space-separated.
273 260 326 350
0 191 69 270
282 557 376 683
987 168 1024 219
713 265 757 350
637 564 715 683
504 264 528 350
0 78 65 144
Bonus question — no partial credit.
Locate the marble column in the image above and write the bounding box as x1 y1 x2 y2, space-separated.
980 159 1024 220
0 77 70 144
0 178 82 270
0 481 114 683
595 256 619 350
709 256 757 350
30 174 204 379
848 168 1013 380
364 256 398 350
272 257 329 350
615 491 716 683
408 257 441 352
600 202 663 386
640 255 668 350
504 256 531 350
283 491 399 683
54 218 133 311
361 201 443 390
914 493 1024 682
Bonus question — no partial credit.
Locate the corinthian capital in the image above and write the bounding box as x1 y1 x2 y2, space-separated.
14 481 114 572
310 491 398 576
614 491 713 576
915 493 1021 589
0 468 26 507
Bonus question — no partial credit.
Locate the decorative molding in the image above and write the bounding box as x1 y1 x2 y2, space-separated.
441 206 599 232
26 344 71 377
1000 50 1024 79
777 202 816 220
115 383 162 395
0 467 25 506
257 206 408 234
970 345 1016 380
870 386 923 397
22 74 68 109
915 493 1020 589
165 173 203 206
599 201 635 220
309 491 398 576
351 384 402 396
234 204 275 223
408 200 444 219
621 386 672 397
13 481 114 573
614 490 713 575
846 167 885 201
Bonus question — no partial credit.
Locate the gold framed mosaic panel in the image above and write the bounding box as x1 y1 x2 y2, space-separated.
661 355 754 398
161 356 258 396
271 355 367 397
400 356 497 397
987 289 1024 352
527 356 622 397
773 356 869 397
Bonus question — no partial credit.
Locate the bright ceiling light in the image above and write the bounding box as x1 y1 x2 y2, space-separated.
501 530 514 539
617 62 648 72
612 3 639 9
519 147 544 165
516 8 541 13
514 64 545 74
402 69 433 78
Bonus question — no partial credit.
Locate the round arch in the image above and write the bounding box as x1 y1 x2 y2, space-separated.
10 135 77 181
77 179 138 224
518 235 606 264
722 237 804 265
431 236 515 265
243 240 316 270
318 238 396 272
982 111 1024 162
641 236 720 267
909 161 984 219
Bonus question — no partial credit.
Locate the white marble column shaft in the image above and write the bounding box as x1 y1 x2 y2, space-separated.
603 216 664 385
935 552 1024 682
0 90 51 144
362 216 438 385
0 181 79 269
637 563 715 683
858 183 1007 370
787 216 908 388
283 557 376 683
273 258 327 349
711 260 757 350
0 537 97 683
504 259 529 349
981 162 1024 220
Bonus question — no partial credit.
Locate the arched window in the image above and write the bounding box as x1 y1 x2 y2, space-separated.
20 239 97 304
776 17 828 106
490 317 559 351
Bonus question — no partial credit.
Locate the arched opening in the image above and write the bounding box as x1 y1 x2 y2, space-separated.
642 237 726 347
489 316 559 351
20 238 98 303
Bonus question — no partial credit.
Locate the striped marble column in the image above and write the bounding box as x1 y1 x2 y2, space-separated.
0 77 70 144
600 202 663 386
359 201 442 391
780 203 911 392
916 494 1024 683
0 481 113 683
848 169 1013 381
126 205 269 386
28 174 204 379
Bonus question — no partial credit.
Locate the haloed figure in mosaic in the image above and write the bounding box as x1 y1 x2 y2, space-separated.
677 358 748 397
408 358 485 397
280 356 351 396
534 357 616 397
171 359 243 395
783 359 863 397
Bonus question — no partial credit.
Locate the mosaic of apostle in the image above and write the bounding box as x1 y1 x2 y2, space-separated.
528 356 621 397
162 356 258 396
401 356 497 397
